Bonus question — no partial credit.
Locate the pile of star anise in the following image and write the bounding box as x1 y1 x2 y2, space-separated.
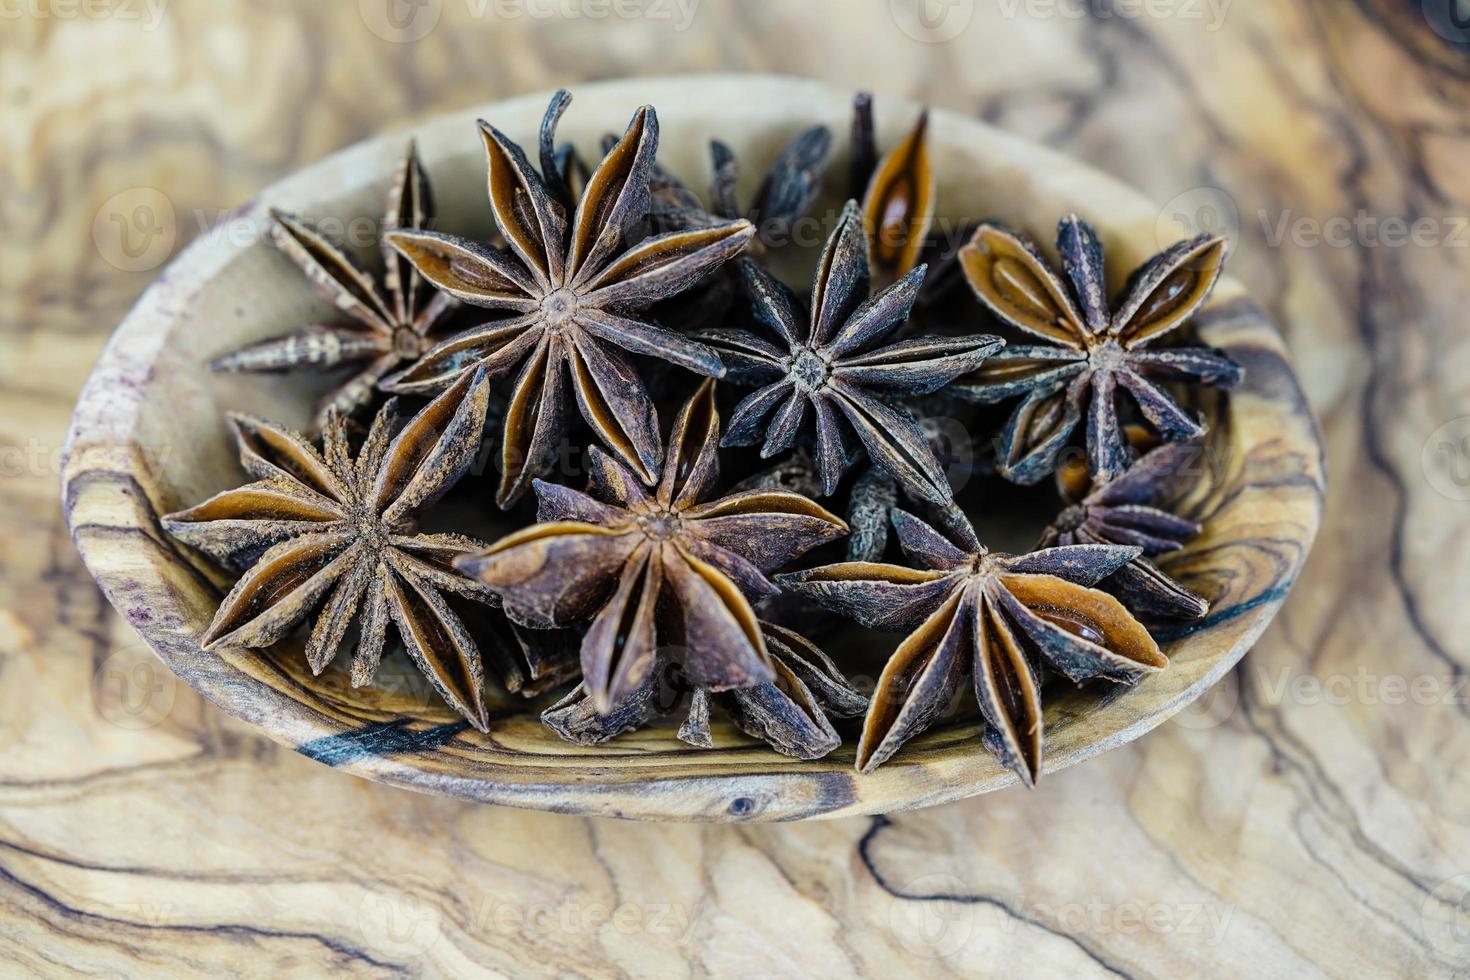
167 89 1239 785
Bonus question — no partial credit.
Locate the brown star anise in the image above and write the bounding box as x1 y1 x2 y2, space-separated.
956 214 1239 485
779 509 1166 782
541 620 866 760
1042 439 1209 619
650 124 832 250
211 142 454 433
381 92 755 505
697 201 1002 504
455 380 848 712
849 92 934 287
163 369 497 730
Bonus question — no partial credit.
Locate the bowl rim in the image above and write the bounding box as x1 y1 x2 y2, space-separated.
62 74 1325 821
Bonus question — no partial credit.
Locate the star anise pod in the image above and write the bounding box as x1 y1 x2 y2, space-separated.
541 621 867 760
697 201 1002 504
679 621 868 759
651 124 832 250
1042 439 1209 619
163 370 497 730
778 509 1166 782
211 142 454 433
956 214 1239 485
455 380 848 712
850 92 935 287
381 91 755 505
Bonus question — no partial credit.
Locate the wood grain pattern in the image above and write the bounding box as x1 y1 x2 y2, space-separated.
5 0 1469 974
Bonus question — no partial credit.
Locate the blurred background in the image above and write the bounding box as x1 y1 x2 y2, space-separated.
6 1 1470 975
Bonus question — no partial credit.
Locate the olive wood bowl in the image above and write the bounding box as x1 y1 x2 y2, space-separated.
62 75 1324 821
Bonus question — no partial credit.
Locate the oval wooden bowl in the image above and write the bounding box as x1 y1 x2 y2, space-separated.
63 75 1324 822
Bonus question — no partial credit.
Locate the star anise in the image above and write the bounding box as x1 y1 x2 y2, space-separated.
163 369 497 730
455 380 848 712
697 201 1002 504
956 214 1239 484
541 620 866 760
778 509 1166 782
211 142 454 433
380 92 755 505
1042 439 1209 619
651 124 832 251
850 92 934 287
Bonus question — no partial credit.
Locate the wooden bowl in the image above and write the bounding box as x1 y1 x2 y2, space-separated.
63 75 1324 821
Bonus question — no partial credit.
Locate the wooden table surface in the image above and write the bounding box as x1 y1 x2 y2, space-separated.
5 1 1469 976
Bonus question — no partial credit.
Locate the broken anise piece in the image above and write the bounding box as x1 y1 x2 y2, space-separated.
544 621 866 760
678 621 868 760
698 201 1002 504
382 91 755 505
455 380 848 713
956 214 1239 484
778 509 1166 783
211 142 454 433
163 369 497 731
850 92 935 286
1042 439 1210 619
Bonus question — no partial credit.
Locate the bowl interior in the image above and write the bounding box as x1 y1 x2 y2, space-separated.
63 76 1323 821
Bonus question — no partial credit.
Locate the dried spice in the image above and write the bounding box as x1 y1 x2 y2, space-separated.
211 143 454 433
680 621 868 759
850 92 935 286
455 380 847 712
957 215 1239 484
779 509 1166 782
698 201 1002 504
164 370 498 730
653 125 831 251
381 91 755 505
543 621 866 760
183 87 1238 778
1042 440 1209 619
